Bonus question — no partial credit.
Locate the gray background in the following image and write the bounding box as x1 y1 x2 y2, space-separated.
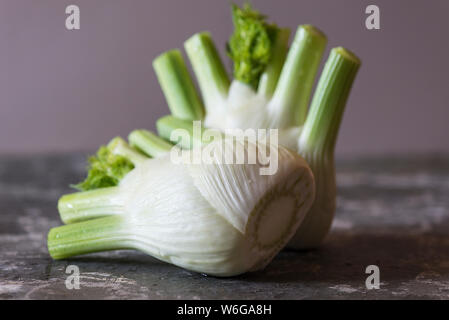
1 0 448 156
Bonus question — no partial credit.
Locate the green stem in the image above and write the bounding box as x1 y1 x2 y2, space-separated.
184 32 230 111
291 47 360 250
156 115 204 149
271 25 327 127
107 137 147 166
257 28 290 99
157 115 223 150
128 129 173 158
299 47 361 155
153 49 205 120
48 215 133 259
58 187 124 224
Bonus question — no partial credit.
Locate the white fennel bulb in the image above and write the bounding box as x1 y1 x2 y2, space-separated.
154 24 360 249
50 138 315 276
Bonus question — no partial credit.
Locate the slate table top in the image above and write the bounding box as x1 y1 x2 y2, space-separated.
0 154 448 299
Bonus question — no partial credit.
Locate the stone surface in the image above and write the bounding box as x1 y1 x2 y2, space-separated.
0 154 448 299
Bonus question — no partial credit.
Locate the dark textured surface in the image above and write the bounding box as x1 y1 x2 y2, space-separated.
0 154 448 299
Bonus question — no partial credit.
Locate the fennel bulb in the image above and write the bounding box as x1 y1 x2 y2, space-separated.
197 48 360 250
50 138 315 276
149 3 361 249
154 36 360 249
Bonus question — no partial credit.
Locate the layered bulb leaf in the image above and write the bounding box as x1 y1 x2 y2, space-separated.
49 138 315 276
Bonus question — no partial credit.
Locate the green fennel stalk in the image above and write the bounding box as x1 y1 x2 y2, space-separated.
269 25 327 127
129 129 173 158
257 27 290 99
153 49 204 120
289 47 361 249
184 32 230 114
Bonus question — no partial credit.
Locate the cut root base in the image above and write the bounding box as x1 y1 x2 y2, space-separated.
246 166 315 271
